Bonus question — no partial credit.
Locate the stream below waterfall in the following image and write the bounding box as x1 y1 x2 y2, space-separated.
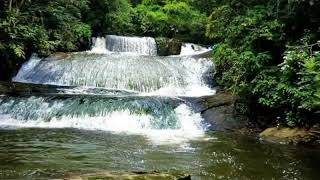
1 35 320 179
1 128 320 179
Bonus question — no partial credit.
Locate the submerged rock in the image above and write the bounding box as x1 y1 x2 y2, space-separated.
62 171 191 180
259 127 320 145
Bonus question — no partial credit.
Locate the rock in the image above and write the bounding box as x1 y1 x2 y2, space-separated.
202 105 248 131
194 91 250 131
61 171 191 180
155 37 182 56
198 91 238 110
201 68 216 88
0 81 63 96
259 127 320 145
46 52 70 61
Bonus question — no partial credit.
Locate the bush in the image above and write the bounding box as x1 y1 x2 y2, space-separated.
131 0 207 43
208 1 320 127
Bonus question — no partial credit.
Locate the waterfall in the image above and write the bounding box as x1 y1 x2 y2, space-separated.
88 35 158 56
106 35 157 56
0 95 205 144
6 35 215 144
90 37 109 54
13 54 42 83
13 53 215 97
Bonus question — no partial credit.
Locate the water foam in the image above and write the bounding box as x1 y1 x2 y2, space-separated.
89 37 110 54
0 104 205 145
180 43 212 56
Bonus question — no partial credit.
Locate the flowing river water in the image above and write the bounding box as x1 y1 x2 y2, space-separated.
1 36 320 179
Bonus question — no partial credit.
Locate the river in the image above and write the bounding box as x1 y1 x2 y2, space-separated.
0 35 319 179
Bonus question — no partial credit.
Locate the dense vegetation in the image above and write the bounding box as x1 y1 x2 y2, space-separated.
0 0 319 127
206 0 320 127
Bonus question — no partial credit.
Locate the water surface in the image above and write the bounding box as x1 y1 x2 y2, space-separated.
0 128 319 180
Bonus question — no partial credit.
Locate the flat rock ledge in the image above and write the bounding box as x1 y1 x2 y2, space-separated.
59 171 191 180
259 127 320 145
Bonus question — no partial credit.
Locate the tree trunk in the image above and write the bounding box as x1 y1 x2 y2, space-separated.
9 0 13 12
19 0 25 9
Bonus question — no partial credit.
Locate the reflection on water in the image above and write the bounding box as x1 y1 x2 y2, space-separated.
0 128 319 180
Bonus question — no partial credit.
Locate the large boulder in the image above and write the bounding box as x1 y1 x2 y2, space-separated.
195 91 251 132
155 37 182 56
259 127 320 145
46 52 70 61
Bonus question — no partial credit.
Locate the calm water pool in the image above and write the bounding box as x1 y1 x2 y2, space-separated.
0 128 319 179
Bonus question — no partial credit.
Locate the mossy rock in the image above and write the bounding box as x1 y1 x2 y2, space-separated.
62 171 191 180
155 37 182 56
198 91 238 110
46 52 70 61
259 127 319 145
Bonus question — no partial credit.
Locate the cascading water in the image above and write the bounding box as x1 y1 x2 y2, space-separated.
106 35 157 56
90 37 109 54
0 95 205 144
13 54 42 83
6 35 215 144
13 53 215 96
180 43 212 56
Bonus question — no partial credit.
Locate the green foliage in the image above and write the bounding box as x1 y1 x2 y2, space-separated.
86 0 132 35
252 48 320 127
131 0 207 42
0 0 91 60
209 0 320 127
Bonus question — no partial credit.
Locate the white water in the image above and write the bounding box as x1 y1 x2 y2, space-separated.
180 43 212 56
0 104 205 145
13 54 42 83
13 53 215 97
88 35 157 56
89 37 109 54
106 35 157 56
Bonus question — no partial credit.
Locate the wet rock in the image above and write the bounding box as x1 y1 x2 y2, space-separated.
198 91 237 110
46 52 70 61
259 127 320 145
61 171 191 180
196 91 250 131
0 81 64 96
155 37 182 56
201 68 216 88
